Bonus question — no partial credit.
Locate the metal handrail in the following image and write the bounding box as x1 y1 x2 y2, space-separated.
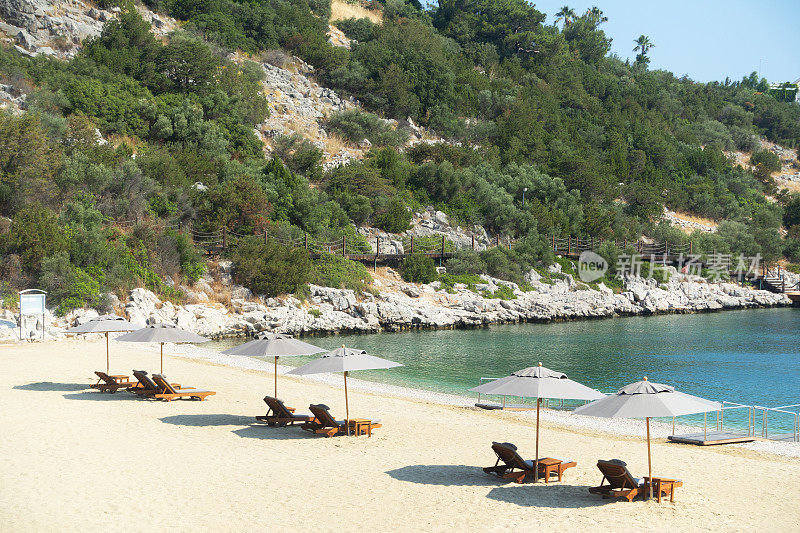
753 405 800 441
717 403 754 437
475 377 501 406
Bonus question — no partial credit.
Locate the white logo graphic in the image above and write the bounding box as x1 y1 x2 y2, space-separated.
578 251 608 282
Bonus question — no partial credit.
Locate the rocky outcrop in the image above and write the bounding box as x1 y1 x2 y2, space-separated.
0 0 177 59
250 55 364 170
357 208 493 255
663 208 717 234
0 0 108 58
406 207 493 250
3 268 789 343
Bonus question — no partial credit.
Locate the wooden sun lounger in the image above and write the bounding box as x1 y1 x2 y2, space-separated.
588 460 682 502
255 396 316 426
302 404 347 437
301 404 381 437
151 374 215 402
91 371 137 393
483 442 576 483
127 370 186 396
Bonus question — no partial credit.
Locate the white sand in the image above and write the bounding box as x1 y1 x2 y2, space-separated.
1 339 799 532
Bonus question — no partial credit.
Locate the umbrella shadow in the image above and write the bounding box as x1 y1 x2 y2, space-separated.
14 382 88 392
232 425 317 441
62 391 138 401
385 465 501 487
160 414 256 427
486 484 610 509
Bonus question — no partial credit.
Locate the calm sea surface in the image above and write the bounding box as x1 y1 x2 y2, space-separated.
209 308 800 430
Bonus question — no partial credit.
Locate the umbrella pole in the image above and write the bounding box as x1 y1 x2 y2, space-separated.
105 332 110 374
160 343 164 373
274 356 279 397
646 417 653 500
344 371 350 436
535 397 541 482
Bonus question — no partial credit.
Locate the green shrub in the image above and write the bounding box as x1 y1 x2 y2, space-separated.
308 308 322 318
311 253 372 293
272 134 323 180
750 150 781 173
446 249 486 276
400 253 438 283
165 229 206 283
373 197 412 233
0 281 20 309
308 0 332 19
39 253 103 315
325 110 409 148
595 241 619 275
336 17 379 41
7 204 68 272
438 272 482 293
482 284 516 300
231 237 311 297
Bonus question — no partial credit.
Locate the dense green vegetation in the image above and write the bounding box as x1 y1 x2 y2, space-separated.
1 0 799 310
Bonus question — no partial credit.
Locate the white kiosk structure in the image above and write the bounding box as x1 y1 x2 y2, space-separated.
19 289 46 341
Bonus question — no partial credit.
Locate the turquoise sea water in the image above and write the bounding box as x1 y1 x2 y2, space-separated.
210 308 800 432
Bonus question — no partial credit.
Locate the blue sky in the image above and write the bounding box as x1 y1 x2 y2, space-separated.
530 0 800 83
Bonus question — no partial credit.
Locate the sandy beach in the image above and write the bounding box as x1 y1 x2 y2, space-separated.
1 339 799 532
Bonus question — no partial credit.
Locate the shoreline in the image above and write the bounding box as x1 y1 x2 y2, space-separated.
163 340 800 459
284 299 794 339
2 271 792 342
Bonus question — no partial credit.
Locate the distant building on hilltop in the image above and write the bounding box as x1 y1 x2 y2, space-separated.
767 79 800 103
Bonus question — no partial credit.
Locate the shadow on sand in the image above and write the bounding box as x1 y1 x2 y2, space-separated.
14 382 88 392
160 414 256 427
62 390 138 401
386 465 502 487
232 424 317 441
485 484 609 509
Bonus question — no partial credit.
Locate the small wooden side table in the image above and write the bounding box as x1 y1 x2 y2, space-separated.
536 458 561 483
643 476 681 503
348 419 371 437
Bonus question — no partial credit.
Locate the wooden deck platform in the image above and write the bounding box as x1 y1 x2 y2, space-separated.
475 403 537 411
668 431 757 446
784 291 800 303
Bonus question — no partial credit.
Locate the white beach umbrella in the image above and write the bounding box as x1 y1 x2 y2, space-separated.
470 362 605 481
115 323 209 373
220 332 324 396
574 377 720 498
287 345 403 432
66 315 139 373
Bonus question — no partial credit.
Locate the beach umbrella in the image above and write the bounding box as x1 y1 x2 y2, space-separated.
470 362 604 481
287 345 402 433
220 332 324 397
115 323 208 373
573 377 720 499
66 315 139 373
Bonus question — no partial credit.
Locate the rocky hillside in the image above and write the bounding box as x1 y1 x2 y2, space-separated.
0 0 175 58
0 0 446 168
2 264 790 342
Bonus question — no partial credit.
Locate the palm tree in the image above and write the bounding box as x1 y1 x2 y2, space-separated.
633 35 654 57
587 6 608 25
555 5 576 27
